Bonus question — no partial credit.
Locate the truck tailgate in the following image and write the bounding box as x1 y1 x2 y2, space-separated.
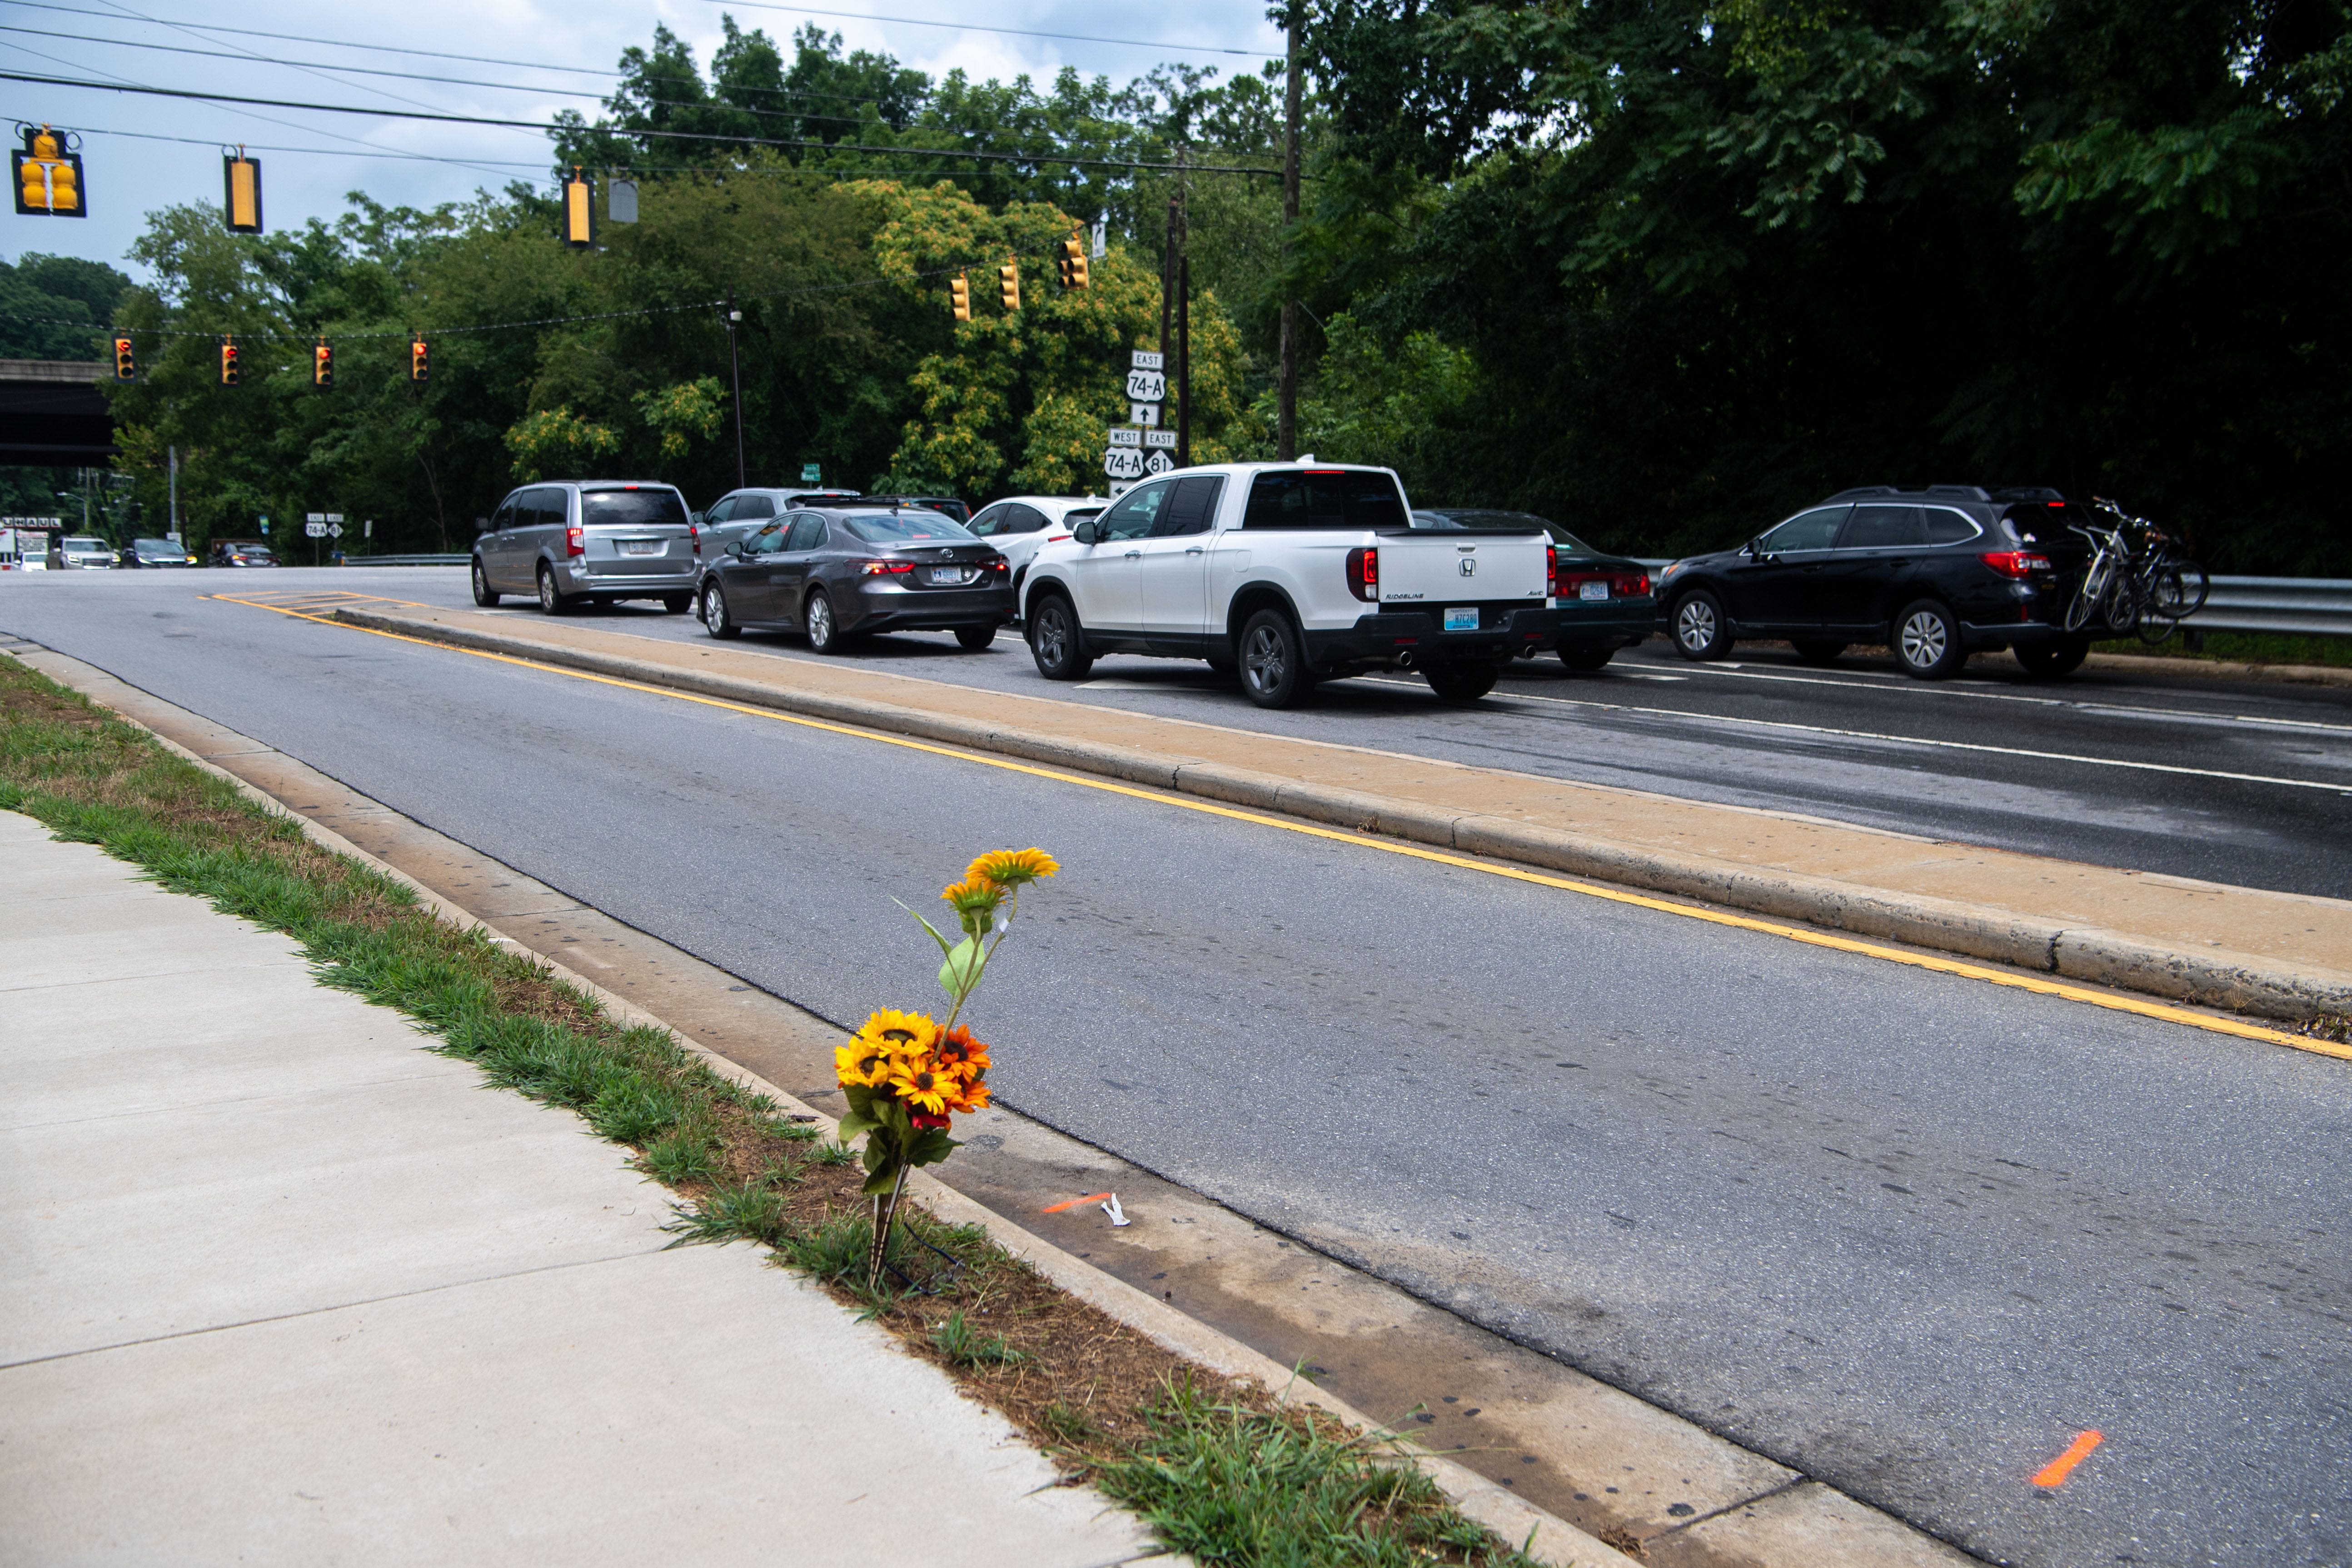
1376 531 1550 608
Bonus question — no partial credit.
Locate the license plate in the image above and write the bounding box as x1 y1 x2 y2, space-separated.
618 540 663 556
1580 580 1610 601
1444 606 1479 631
927 566 977 585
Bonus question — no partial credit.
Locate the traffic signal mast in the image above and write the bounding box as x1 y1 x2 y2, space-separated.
998 258 1020 314
410 335 429 383
313 337 334 388
1058 234 1089 290
219 337 239 387
113 335 135 380
950 273 971 321
13 124 84 218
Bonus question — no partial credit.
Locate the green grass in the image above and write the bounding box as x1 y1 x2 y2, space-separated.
2093 628 2352 668
931 1308 1032 1368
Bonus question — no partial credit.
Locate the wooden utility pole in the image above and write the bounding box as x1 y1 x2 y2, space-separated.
725 289 746 489
1177 254 1191 468
1278 6 1301 461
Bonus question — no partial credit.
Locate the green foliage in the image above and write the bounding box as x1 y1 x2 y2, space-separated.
631 377 729 462
506 406 623 483
930 1309 1031 1368
0 251 132 359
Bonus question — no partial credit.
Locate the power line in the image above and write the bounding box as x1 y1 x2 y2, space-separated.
6 0 628 77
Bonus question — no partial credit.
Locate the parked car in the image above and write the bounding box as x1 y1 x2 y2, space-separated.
46 534 113 569
471 480 697 614
1415 508 1652 671
120 537 195 567
696 500 1012 653
1653 485 2086 679
966 495 1106 610
1019 462 1576 707
691 488 864 567
206 538 279 567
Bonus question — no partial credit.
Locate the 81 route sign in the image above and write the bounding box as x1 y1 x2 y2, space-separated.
1103 349 1171 488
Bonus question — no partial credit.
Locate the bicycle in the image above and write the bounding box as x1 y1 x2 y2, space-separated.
2065 500 2208 643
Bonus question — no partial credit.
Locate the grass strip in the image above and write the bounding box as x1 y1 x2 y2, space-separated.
0 654 1546 1568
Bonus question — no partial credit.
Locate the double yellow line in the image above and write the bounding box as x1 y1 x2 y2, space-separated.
213 594 2350 1063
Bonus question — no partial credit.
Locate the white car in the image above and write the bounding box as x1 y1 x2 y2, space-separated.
1018 460 1570 708
47 534 113 569
965 495 1105 613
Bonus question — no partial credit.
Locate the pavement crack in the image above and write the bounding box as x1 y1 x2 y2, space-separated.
1644 1474 1812 1539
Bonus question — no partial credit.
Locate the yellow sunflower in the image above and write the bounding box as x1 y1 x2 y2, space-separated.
940 877 1004 926
834 1041 895 1088
854 1008 939 1059
966 848 1059 889
887 1059 954 1115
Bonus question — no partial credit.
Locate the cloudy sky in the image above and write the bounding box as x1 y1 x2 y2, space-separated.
1 0 1284 278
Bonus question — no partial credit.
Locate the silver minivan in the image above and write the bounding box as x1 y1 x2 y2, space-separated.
471 480 698 614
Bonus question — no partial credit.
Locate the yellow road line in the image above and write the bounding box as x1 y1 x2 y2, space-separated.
215 596 2352 1064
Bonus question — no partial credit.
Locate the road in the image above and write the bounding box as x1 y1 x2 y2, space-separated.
5 568 2348 1568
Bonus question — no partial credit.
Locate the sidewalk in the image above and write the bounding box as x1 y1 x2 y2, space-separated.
0 809 1158 1568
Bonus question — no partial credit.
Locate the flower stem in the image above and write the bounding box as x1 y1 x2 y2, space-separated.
866 1160 911 1293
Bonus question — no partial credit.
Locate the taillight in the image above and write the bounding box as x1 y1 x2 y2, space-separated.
689 524 701 557
1345 546 1378 602
1546 543 1558 598
859 559 915 576
565 525 584 557
1618 572 1649 597
1980 550 2050 579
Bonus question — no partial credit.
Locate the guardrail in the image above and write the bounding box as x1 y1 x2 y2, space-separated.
341 554 468 567
2184 577 2352 638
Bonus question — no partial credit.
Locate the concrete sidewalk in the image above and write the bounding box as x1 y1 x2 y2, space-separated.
0 810 1158 1568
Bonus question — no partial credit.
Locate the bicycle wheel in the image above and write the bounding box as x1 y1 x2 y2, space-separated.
2065 554 2112 633
2163 560 2209 616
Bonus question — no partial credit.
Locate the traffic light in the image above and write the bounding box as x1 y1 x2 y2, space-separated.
410 335 429 382
222 149 262 234
12 124 84 218
950 273 971 322
1058 234 1089 290
562 167 595 248
219 337 240 387
113 335 135 380
998 258 1020 314
312 337 334 388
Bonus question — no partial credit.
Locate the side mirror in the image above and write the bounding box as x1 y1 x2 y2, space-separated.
690 511 704 526
1745 537 1764 558
724 540 745 558
1072 519 1099 546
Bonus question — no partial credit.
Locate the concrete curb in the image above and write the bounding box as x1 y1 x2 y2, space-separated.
17 648 1631 1568
337 607 2352 1023
2080 650 2352 688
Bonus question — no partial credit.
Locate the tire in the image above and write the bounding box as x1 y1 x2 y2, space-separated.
804 590 843 654
470 558 499 607
1558 644 1615 672
1425 662 1500 704
701 582 740 640
1893 599 1967 679
1791 639 1846 667
1672 591 1732 660
1026 592 1093 681
661 593 692 614
2015 637 2088 678
536 563 571 615
1238 607 1311 709
954 624 997 652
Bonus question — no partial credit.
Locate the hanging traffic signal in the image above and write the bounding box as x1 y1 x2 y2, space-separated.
562 167 595 248
113 335 135 380
13 124 84 218
998 258 1020 313
222 148 262 233
312 337 334 388
219 337 240 387
1059 234 1089 290
950 273 971 322
410 334 429 383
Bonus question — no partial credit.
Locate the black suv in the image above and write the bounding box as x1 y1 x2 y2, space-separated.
1654 485 2092 679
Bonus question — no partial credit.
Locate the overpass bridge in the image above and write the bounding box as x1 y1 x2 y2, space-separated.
0 359 115 467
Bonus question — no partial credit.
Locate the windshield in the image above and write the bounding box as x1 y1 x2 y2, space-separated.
1415 509 1592 552
63 537 103 550
237 546 274 557
134 538 176 552
1241 468 1408 530
842 510 974 543
579 488 688 528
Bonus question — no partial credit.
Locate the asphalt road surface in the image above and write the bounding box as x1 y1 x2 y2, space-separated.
234 566 2352 898
6 569 2348 1568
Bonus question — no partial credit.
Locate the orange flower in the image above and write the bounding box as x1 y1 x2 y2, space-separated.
966 848 1058 889
934 1024 992 1075
945 1069 991 1114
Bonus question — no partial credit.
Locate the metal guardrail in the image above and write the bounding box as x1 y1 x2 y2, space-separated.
2184 577 2352 638
340 554 468 567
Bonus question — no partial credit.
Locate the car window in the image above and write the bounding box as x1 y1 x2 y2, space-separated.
65 536 102 550
1099 481 1174 540
1839 505 1925 549
746 522 787 556
1923 509 1981 544
704 497 737 525
1007 503 1049 533
529 488 569 527
1241 469 1408 530
135 538 174 551
490 498 517 531
734 495 775 520
840 510 973 543
579 488 687 528
1760 506 1848 553
967 504 1009 538
1152 475 1226 538
785 516 827 551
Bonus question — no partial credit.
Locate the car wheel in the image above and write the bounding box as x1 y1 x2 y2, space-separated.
701 582 741 640
805 590 842 654
954 624 996 652
661 593 692 614
1026 593 1094 681
1558 644 1614 672
1425 662 1500 704
2015 637 2089 679
1672 591 1732 660
1239 608 1311 709
470 558 499 607
1791 639 1847 667
536 563 570 615
1894 600 1967 679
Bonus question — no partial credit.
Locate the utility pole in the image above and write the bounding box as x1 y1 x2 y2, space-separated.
1173 154 1191 468
167 445 178 539
725 289 746 489
1279 6 1302 461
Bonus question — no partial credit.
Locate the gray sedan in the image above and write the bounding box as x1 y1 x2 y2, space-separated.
697 503 1012 653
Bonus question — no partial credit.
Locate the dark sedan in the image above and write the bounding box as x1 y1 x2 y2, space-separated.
120 537 195 567
696 502 1012 653
207 539 279 567
1415 508 1654 671
1654 485 2083 679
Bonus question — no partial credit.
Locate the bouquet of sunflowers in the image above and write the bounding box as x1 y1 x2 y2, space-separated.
835 848 1056 1288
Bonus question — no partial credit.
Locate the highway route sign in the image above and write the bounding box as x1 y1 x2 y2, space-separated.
328 523 343 538
306 512 324 523
1103 448 1146 481
304 521 327 538
1143 450 1173 475
1131 350 1163 371
1106 428 1141 448
1126 369 1166 402
1143 429 1176 448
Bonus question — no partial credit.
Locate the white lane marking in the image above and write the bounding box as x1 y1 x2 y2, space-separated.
1363 678 2352 793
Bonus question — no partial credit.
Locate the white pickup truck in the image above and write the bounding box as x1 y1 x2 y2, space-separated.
1017 461 1572 706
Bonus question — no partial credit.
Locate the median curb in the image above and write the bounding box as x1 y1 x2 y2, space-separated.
334 607 2352 1023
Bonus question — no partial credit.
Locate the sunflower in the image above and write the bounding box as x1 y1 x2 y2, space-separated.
854 1008 939 1059
967 848 1059 889
834 1041 895 1089
939 877 1004 931
887 1060 954 1115
945 1069 991 1114
934 1024 992 1075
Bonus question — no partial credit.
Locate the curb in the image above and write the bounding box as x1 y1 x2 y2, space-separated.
336 607 2352 1023
2080 650 2352 688
26 651 1632 1568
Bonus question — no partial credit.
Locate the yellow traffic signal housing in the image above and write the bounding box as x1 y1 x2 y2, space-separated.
219 338 240 387
950 273 971 321
13 124 85 218
410 336 430 383
223 149 262 233
312 338 334 388
1059 235 1089 290
562 167 596 248
113 335 135 380
998 258 1021 313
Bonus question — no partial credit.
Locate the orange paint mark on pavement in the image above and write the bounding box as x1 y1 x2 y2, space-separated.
1040 1192 1114 1214
2032 1430 2104 1488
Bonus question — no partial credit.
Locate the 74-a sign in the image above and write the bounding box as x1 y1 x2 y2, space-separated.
1125 368 1166 403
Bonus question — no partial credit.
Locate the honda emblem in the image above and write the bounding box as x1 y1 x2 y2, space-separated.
1458 558 1477 577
